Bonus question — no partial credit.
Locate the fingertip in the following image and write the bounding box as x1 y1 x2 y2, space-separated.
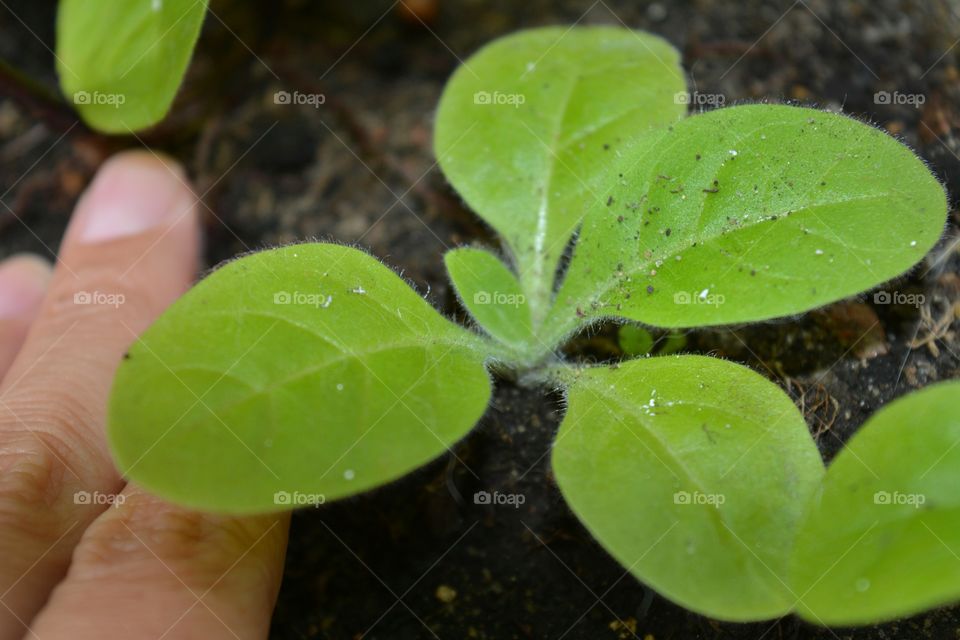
98 148 187 180
0 253 52 319
71 150 195 245
0 253 52 380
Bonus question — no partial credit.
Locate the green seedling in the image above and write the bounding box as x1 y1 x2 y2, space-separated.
617 324 685 357
57 0 209 132
108 27 955 625
616 323 655 357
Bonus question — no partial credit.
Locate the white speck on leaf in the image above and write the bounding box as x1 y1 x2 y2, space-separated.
322 295 333 308
728 149 738 156
910 240 917 247
344 469 355 481
351 286 366 295
815 249 824 255
698 288 709 300
152 0 162 10
336 383 344 391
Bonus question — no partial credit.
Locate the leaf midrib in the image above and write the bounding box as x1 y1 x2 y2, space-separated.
526 56 679 306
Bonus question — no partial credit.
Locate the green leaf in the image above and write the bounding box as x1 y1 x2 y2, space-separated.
108 243 492 513
617 323 654 357
435 26 686 327
657 330 687 356
544 105 947 346
444 247 533 354
552 356 824 621
791 380 960 625
57 0 209 133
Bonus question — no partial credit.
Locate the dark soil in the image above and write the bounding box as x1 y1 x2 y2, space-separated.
2 1 960 638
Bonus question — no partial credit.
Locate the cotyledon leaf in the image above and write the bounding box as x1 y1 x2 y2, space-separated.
552 356 824 621
444 247 534 354
543 104 947 346
57 0 209 133
108 243 492 514
435 26 686 327
791 380 960 626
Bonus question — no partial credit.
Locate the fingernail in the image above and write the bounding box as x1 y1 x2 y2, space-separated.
75 151 193 244
0 254 52 318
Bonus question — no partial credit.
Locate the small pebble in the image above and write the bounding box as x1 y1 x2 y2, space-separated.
435 584 457 603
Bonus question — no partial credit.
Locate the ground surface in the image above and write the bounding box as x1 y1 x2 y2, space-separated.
1 0 960 638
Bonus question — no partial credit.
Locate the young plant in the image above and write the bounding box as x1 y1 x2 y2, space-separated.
57 0 209 133
107 27 955 625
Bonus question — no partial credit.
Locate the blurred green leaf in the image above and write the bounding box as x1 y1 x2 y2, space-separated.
617 324 655 357
57 0 208 133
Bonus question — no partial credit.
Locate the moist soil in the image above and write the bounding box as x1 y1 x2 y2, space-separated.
2 1 960 638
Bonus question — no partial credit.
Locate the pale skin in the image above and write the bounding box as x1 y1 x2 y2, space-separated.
0 151 289 639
